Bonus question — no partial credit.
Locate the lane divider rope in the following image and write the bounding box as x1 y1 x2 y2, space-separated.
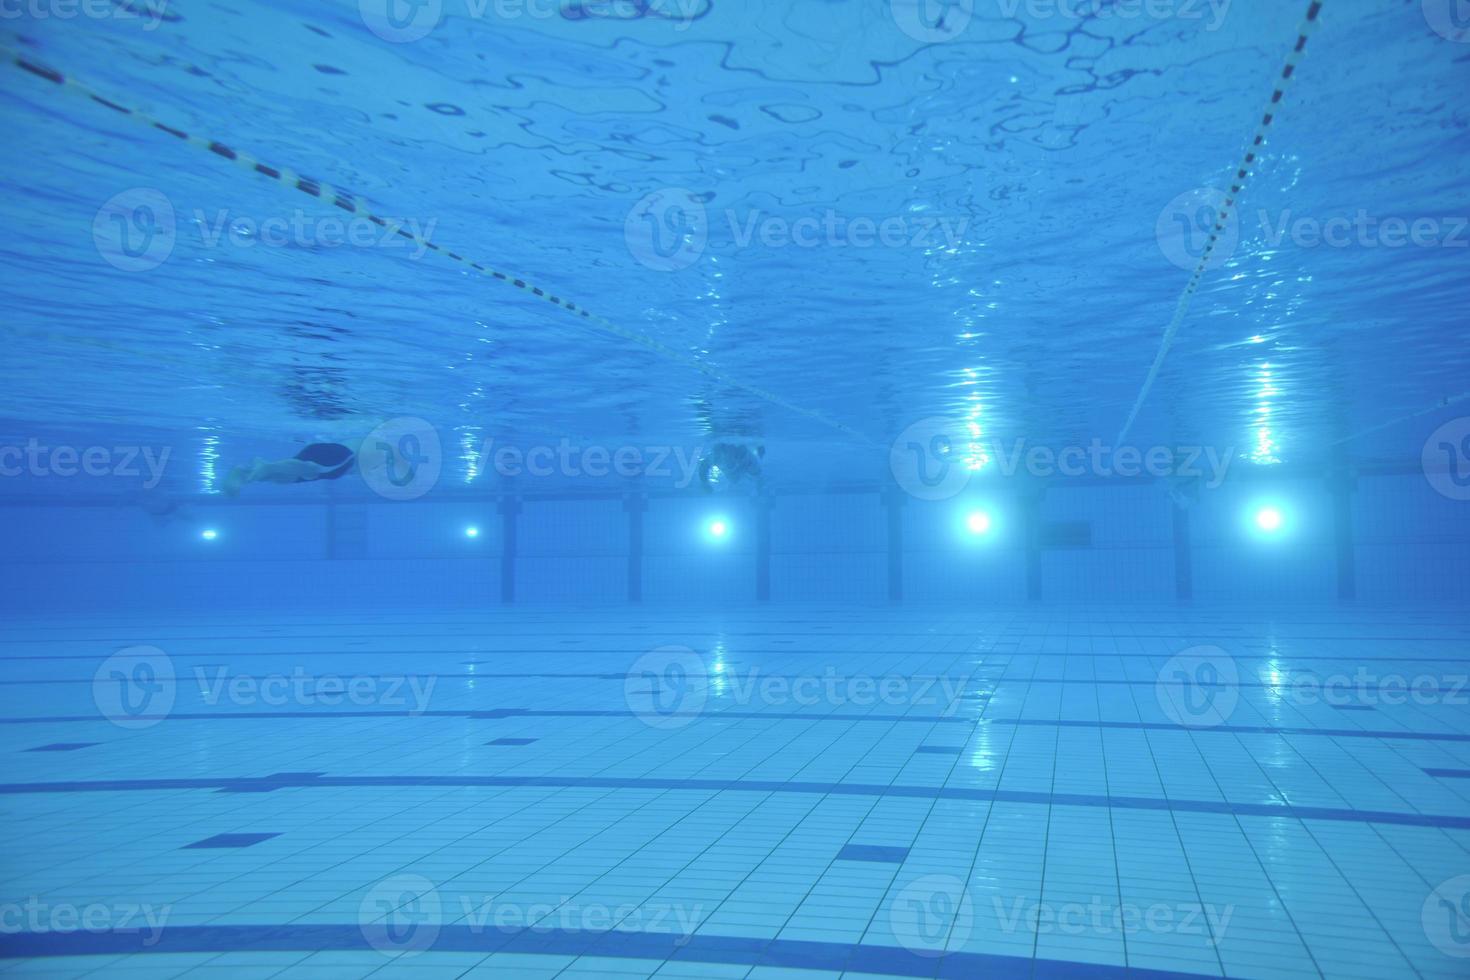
1116 0 1325 445
1332 390 1470 446
4 44 878 448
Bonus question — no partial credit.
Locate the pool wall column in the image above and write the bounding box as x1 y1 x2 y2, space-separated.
1172 502 1193 600
1332 467 1357 600
755 494 773 602
625 492 646 603
499 495 520 604
884 488 904 601
1023 490 1043 601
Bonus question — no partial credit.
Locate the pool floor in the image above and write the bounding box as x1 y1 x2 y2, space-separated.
1 604 1468 978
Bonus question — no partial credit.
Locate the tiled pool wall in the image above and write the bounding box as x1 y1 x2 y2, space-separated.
2 472 1465 611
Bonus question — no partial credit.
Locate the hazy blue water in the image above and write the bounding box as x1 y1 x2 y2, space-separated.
0 0 1466 495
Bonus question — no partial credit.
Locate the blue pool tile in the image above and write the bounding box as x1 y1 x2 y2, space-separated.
183 833 281 849
835 844 909 864
2 605 1466 980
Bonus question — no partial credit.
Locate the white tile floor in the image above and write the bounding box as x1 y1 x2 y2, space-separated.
1 605 1469 978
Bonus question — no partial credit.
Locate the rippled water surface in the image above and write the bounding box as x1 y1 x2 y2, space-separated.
1 0 1466 491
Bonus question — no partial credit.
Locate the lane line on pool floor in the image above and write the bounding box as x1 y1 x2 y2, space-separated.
1 711 1466 741
0 923 1222 979
0 772 1465 829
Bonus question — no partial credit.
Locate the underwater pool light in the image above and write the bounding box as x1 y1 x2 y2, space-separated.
704 517 730 542
1255 507 1284 533
966 511 993 535
464 526 481 539
200 528 219 542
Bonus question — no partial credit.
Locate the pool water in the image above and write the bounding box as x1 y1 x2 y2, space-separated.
2 1 1470 978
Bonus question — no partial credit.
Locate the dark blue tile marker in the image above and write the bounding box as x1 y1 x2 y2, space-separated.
837 844 909 864
184 833 281 849
1331 705 1376 712
915 746 964 755
488 738 538 746
26 743 99 752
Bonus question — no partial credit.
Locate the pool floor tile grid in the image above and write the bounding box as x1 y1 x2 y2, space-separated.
1 604 1468 979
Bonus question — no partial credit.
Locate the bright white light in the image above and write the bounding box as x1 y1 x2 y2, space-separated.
708 519 728 538
1255 508 1283 532
200 528 219 541
464 526 480 539
967 512 992 535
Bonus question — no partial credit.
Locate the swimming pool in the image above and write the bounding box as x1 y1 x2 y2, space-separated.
1 1 1468 977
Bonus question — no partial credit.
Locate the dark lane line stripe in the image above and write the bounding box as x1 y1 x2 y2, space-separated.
5 650 1468 663
988 718 1470 742
2 674 1465 693
2 710 1467 742
1424 769 1470 778
0 709 978 726
0 923 1221 979
0 773 1465 829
